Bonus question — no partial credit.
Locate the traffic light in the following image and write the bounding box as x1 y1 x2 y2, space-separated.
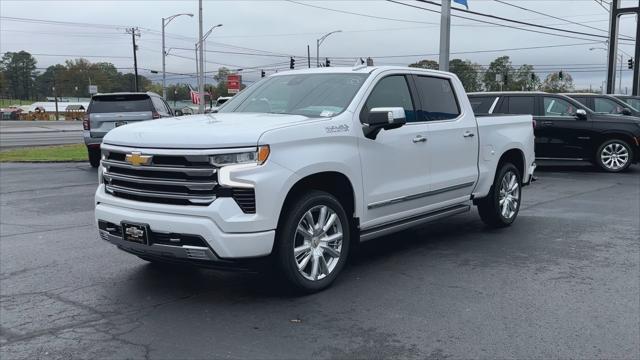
531 73 536 81
559 71 563 80
261 70 266 78
325 58 330 67
629 58 634 70
290 57 295 70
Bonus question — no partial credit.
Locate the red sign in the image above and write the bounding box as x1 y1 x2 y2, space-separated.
227 74 241 94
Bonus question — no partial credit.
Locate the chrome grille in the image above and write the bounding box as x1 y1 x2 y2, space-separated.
102 147 218 206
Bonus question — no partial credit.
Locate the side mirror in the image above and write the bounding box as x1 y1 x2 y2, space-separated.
174 109 183 116
362 107 407 140
621 108 632 116
575 109 588 120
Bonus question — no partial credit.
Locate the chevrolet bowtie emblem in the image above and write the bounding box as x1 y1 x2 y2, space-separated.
125 152 152 166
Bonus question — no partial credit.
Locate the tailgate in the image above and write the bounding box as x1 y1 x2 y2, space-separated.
90 112 153 137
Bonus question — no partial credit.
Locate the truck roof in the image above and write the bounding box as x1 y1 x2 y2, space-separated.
468 91 548 96
270 66 455 77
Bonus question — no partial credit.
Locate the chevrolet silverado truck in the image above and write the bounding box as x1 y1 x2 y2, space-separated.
95 66 536 292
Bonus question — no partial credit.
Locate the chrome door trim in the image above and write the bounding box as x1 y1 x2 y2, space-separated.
367 181 475 210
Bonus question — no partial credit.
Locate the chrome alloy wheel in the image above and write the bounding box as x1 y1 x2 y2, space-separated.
600 142 629 171
293 205 343 281
498 171 520 220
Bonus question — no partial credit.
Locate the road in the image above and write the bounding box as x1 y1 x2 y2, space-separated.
0 121 83 148
0 163 638 359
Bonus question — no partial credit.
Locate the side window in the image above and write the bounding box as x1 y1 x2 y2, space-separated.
594 98 623 114
414 76 460 121
507 96 535 115
573 97 588 107
151 97 165 114
494 98 508 114
162 99 173 116
542 97 577 117
362 75 416 122
469 96 497 114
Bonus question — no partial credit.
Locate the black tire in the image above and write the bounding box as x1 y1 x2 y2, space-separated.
595 139 633 173
275 190 351 293
88 147 101 168
477 162 522 228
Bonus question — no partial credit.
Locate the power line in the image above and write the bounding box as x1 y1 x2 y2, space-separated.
492 0 634 39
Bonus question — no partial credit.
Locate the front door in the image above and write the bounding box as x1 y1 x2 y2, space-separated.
535 96 592 159
357 74 430 228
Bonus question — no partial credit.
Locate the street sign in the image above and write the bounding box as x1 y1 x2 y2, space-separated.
227 74 241 94
88 85 98 94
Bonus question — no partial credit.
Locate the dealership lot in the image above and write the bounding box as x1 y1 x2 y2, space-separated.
0 162 638 359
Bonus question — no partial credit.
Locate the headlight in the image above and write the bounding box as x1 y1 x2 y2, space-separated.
210 145 270 166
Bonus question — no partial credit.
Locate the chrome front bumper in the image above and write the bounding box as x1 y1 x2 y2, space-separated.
99 230 219 261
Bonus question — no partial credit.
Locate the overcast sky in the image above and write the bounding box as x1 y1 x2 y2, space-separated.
1 0 638 91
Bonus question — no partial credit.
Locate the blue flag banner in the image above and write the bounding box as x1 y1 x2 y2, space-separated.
453 0 468 9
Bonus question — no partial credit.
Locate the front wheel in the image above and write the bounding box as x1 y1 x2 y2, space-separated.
477 162 522 228
275 190 350 293
88 147 101 168
596 139 632 173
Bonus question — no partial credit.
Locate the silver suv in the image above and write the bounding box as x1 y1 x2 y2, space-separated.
83 92 174 167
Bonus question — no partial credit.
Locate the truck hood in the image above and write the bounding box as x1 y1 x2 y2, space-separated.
102 113 312 149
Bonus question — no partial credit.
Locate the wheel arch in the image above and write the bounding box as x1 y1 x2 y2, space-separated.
278 171 358 228
497 148 526 181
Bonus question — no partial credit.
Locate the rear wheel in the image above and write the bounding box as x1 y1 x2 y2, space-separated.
275 190 350 293
88 147 101 168
477 162 522 228
596 139 632 173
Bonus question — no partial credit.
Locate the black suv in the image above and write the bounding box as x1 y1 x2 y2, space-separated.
469 92 640 172
563 93 640 117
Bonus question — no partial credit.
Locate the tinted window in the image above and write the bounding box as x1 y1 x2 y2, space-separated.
363 75 416 122
414 76 460 121
151 97 167 114
469 96 497 114
507 96 535 115
622 98 640 110
89 94 153 113
572 97 588 107
594 98 624 114
542 97 577 116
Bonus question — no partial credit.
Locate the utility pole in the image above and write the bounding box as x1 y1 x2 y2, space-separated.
52 77 59 121
307 45 311 68
126 27 140 92
198 0 205 114
438 0 451 72
162 13 193 99
606 0 640 95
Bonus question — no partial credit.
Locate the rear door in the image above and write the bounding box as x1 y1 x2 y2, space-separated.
89 94 154 138
535 96 592 159
414 74 478 205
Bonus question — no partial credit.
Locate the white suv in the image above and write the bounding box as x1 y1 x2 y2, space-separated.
96 66 535 292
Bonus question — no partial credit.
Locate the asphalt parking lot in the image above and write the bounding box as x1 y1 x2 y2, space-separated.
1 162 638 359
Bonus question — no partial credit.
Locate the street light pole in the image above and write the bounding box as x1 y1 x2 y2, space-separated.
316 30 341 67
591 46 624 93
197 24 223 114
162 13 193 99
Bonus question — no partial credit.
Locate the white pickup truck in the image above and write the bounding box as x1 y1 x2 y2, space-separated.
95 66 535 292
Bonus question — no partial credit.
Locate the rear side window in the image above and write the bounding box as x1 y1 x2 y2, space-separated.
469 96 497 114
572 97 588 107
414 76 460 121
89 95 153 113
507 96 535 115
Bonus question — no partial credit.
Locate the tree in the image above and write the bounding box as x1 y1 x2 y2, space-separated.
513 64 540 91
213 67 232 96
449 59 482 92
541 72 574 93
0 51 38 100
34 64 65 99
483 56 520 91
409 59 439 70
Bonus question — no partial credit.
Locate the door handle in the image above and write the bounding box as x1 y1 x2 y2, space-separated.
412 135 427 143
541 121 553 127
463 131 475 138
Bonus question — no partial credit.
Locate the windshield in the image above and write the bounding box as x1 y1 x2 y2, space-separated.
218 73 368 117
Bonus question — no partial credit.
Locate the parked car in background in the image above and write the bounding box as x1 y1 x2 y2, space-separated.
614 95 640 112
468 91 640 172
563 93 640 117
96 67 536 292
211 96 234 112
83 92 174 167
